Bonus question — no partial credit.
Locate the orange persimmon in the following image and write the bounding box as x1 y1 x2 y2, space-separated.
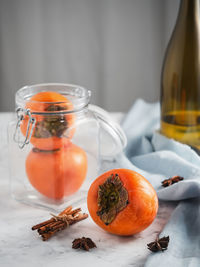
26 142 87 200
21 91 75 150
87 169 158 236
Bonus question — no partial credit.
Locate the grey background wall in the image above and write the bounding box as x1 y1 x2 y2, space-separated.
0 0 180 112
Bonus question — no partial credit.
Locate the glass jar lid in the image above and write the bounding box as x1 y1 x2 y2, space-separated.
15 83 91 113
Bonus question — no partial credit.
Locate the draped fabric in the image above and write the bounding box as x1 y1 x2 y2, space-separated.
116 100 200 266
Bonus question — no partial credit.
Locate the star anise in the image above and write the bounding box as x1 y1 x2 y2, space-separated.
147 236 169 252
72 237 97 251
161 175 184 187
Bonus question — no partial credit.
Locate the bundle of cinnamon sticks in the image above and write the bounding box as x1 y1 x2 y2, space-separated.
32 206 88 241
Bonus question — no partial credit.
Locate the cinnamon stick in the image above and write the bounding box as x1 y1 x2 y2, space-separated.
32 206 88 241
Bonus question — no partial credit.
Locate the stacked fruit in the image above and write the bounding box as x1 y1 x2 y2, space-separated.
21 92 87 200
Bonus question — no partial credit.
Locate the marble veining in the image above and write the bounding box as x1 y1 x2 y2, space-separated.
0 113 177 267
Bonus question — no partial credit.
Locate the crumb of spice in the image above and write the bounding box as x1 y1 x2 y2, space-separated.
161 176 184 187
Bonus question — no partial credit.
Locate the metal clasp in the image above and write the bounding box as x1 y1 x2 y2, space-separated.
14 107 36 149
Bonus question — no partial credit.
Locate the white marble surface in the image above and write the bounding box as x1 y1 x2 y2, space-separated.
0 113 177 267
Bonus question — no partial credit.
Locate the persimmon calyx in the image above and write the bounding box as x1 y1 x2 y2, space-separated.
97 174 129 225
33 105 68 138
32 147 60 153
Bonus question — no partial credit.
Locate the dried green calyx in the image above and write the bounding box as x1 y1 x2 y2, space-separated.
97 174 129 225
33 104 68 138
32 147 60 153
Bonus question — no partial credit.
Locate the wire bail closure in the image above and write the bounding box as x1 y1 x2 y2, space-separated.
14 107 36 149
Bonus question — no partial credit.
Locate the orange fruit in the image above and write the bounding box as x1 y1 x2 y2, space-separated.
20 91 75 150
87 169 158 236
26 142 87 200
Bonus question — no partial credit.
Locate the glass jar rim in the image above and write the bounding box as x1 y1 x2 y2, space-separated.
15 83 91 114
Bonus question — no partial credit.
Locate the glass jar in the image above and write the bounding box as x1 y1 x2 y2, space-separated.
8 83 126 211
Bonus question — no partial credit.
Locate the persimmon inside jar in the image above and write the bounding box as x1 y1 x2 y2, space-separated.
9 83 127 210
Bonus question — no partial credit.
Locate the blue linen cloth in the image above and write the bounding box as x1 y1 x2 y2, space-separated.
116 99 200 267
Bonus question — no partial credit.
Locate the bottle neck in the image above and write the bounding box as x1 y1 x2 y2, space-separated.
178 0 200 23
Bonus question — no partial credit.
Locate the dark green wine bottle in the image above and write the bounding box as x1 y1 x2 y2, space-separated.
160 0 200 151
